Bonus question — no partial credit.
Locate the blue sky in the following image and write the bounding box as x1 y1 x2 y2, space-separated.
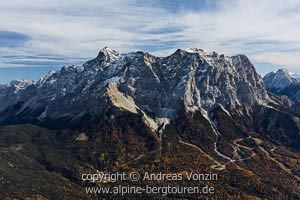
0 0 300 83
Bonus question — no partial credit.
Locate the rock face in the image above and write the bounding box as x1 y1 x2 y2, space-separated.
264 68 300 100
0 47 270 129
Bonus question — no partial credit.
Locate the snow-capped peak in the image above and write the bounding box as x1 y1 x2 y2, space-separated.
263 68 297 90
181 48 206 53
97 47 119 62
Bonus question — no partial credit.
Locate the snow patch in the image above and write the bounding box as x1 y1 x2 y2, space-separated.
156 118 170 133
104 76 120 85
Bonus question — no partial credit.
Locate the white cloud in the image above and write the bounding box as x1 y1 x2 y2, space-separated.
0 0 299 74
252 52 300 68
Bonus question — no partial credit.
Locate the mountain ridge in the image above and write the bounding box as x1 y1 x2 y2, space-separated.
0 47 272 129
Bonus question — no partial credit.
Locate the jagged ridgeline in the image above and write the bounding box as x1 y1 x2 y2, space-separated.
1 47 300 199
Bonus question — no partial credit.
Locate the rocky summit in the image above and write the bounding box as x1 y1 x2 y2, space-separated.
1 48 300 199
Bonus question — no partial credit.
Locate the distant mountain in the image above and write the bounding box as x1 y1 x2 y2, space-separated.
263 68 297 90
264 68 300 100
1 48 300 199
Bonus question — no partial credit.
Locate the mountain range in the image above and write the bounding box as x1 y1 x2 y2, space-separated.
1 47 300 199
